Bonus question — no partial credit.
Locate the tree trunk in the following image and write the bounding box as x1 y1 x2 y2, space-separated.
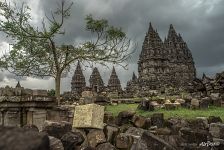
55 73 61 105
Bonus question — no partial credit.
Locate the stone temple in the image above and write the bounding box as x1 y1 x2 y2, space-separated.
89 67 105 93
71 63 123 96
71 23 196 97
107 66 122 94
127 23 196 96
71 61 86 95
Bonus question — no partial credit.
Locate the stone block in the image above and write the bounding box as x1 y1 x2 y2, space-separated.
164 103 180 110
87 129 106 147
134 131 176 150
73 104 104 129
23 89 33 95
4 109 21 127
115 133 133 149
125 127 145 137
175 98 185 104
138 100 154 111
42 121 72 139
116 111 135 126
0 126 49 150
61 131 84 149
96 142 116 150
209 123 224 139
151 113 164 128
208 116 222 124
47 108 69 123
191 99 199 109
81 90 94 98
108 91 119 98
189 118 208 130
199 99 209 109
155 127 172 135
33 90 48 96
179 127 208 144
79 97 94 105
132 115 147 128
213 98 222 107
0 112 2 126
104 125 119 143
33 110 47 131
104 112 116 125
212 138 224 149
211 93 220 98
150 101 160 109
49 136 64 150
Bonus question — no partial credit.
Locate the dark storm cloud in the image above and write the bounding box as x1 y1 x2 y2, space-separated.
1 0 224 90
38 0 224 67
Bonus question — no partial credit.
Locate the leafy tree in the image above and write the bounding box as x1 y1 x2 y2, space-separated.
48 89 55 97
0 0 134 104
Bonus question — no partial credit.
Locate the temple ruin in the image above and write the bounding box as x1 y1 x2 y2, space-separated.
127 23 196 96
89 67 105 93
71 61 86 95
107 67 122 93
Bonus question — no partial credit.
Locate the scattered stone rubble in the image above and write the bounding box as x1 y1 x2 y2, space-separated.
1 110 224 150
137 89 224 111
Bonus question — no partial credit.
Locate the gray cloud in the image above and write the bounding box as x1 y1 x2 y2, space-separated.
1 0 224 91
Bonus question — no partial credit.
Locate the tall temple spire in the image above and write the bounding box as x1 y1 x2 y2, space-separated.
76 60 81 70
71 61 86 95
112 66 116 75
148 22 154 33
142 22 163 54
167 24 178 43
132 72 137 81
89 67 104 93
108 66 122 92
178 33 185 43
16 81 21 88
136 23 196 93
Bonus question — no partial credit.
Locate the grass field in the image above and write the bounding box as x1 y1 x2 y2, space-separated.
105 104 224 120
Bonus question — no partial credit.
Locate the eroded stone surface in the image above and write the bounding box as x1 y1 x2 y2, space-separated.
87 129 106 148
60 131 84 150
209 123 224 139
42 121 72 139
96 142 117 150
73 104 104 129
0 126 49 150
49 136 64 150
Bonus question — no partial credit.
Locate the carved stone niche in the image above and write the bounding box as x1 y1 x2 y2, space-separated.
4 108 21 127
27 108 47 131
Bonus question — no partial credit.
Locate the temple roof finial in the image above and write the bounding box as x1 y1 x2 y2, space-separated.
16 81 21 88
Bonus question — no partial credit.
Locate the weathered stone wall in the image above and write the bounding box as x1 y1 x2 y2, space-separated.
0 111 2 125
4 109 21 127
47 108 73 123
33 109 47 131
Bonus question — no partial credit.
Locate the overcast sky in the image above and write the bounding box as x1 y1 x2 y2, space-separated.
0 0 224 92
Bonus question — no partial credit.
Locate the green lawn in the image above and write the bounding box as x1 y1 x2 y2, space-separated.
105 104 224 120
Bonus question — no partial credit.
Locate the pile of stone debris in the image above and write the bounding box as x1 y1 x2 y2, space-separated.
1 110 224 150
188 71 224 97
138 93 224 111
